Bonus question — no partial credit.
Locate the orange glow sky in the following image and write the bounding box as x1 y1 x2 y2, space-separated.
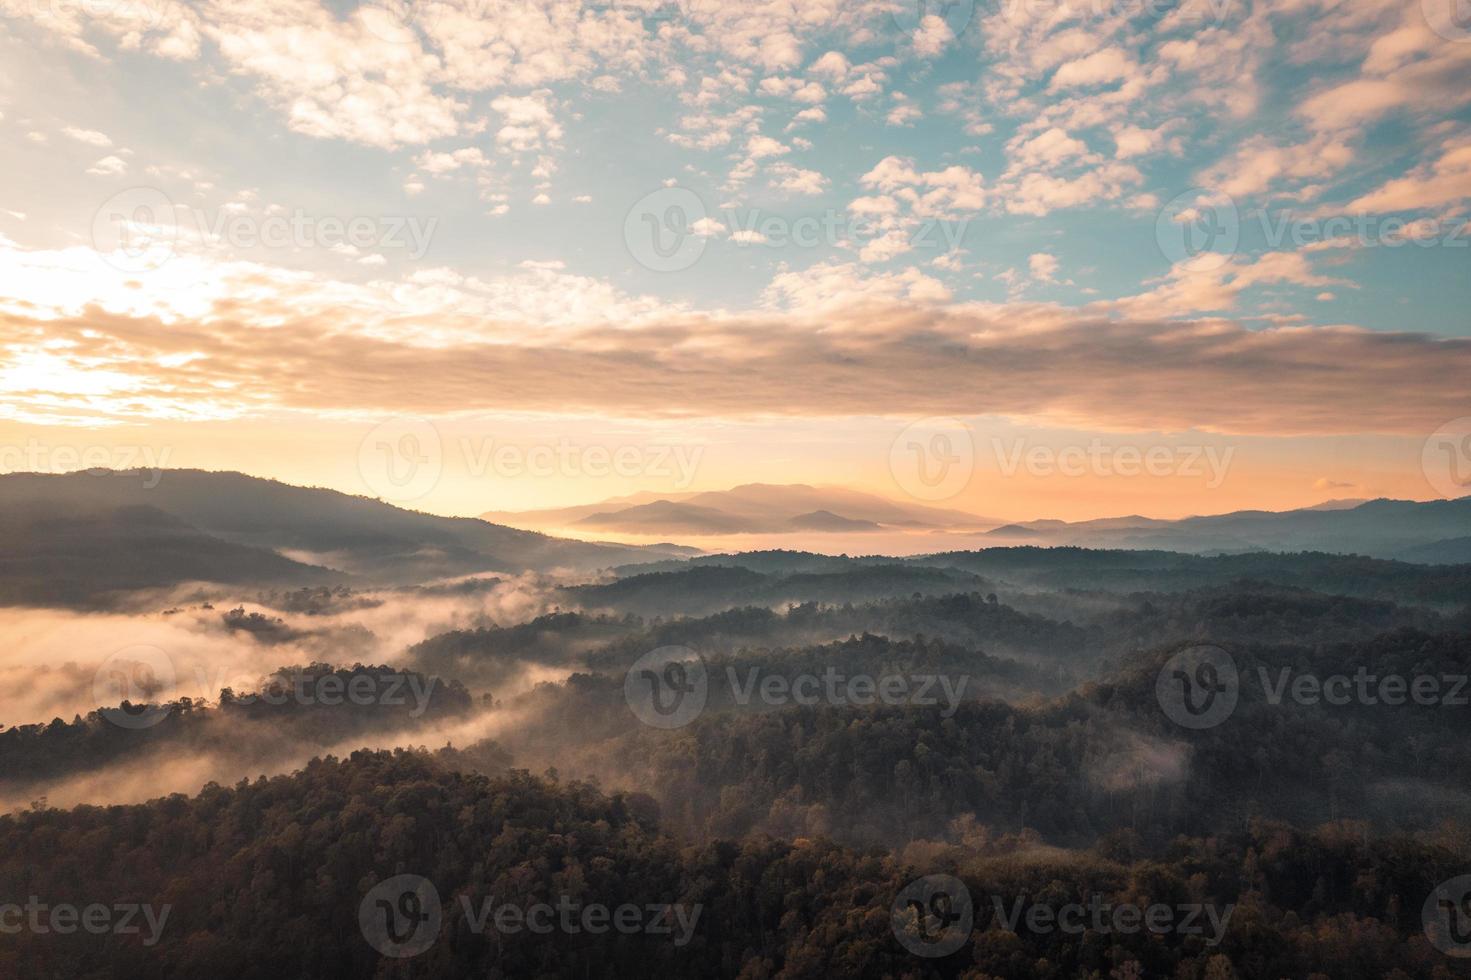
2 0 1469 537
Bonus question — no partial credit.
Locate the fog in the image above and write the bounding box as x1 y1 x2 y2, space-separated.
0 574 572 728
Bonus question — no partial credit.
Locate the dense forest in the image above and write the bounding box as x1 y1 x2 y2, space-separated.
5 547 1471 976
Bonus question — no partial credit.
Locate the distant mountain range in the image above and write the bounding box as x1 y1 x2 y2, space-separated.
985 496 1471 561
3 471 1465 608
487 483 1471 563
482 483 998 535
0 470 694 606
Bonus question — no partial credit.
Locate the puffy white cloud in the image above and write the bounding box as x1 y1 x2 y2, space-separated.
62 127 112 147
85 154 128 176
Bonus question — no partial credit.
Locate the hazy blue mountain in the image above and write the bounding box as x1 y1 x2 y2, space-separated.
989 496 1471 559
488 482 998 535
0 501 335 607
0 470 694 604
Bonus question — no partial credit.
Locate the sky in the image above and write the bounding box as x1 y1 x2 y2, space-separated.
0 0 1468 526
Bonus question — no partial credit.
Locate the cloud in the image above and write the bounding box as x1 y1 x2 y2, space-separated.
886 98 922 126
1029 253 1058 281
414 147 490 175
859 157 986 217
1198 134 1354 200
85 155 128 176
1049 47 1140 90
491 93 563 152
63 127 112 147
769 163 828 195
911 14 955 58
1345 137 1471 214
1 242 1465 437
746 135 790 159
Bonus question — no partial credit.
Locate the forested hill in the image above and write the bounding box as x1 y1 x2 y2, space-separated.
1 747 1466 979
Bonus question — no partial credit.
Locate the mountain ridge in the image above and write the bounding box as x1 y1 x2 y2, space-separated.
0 470 694 605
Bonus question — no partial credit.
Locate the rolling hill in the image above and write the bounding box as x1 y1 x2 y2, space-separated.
0 470 694 605
484 482 998 535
